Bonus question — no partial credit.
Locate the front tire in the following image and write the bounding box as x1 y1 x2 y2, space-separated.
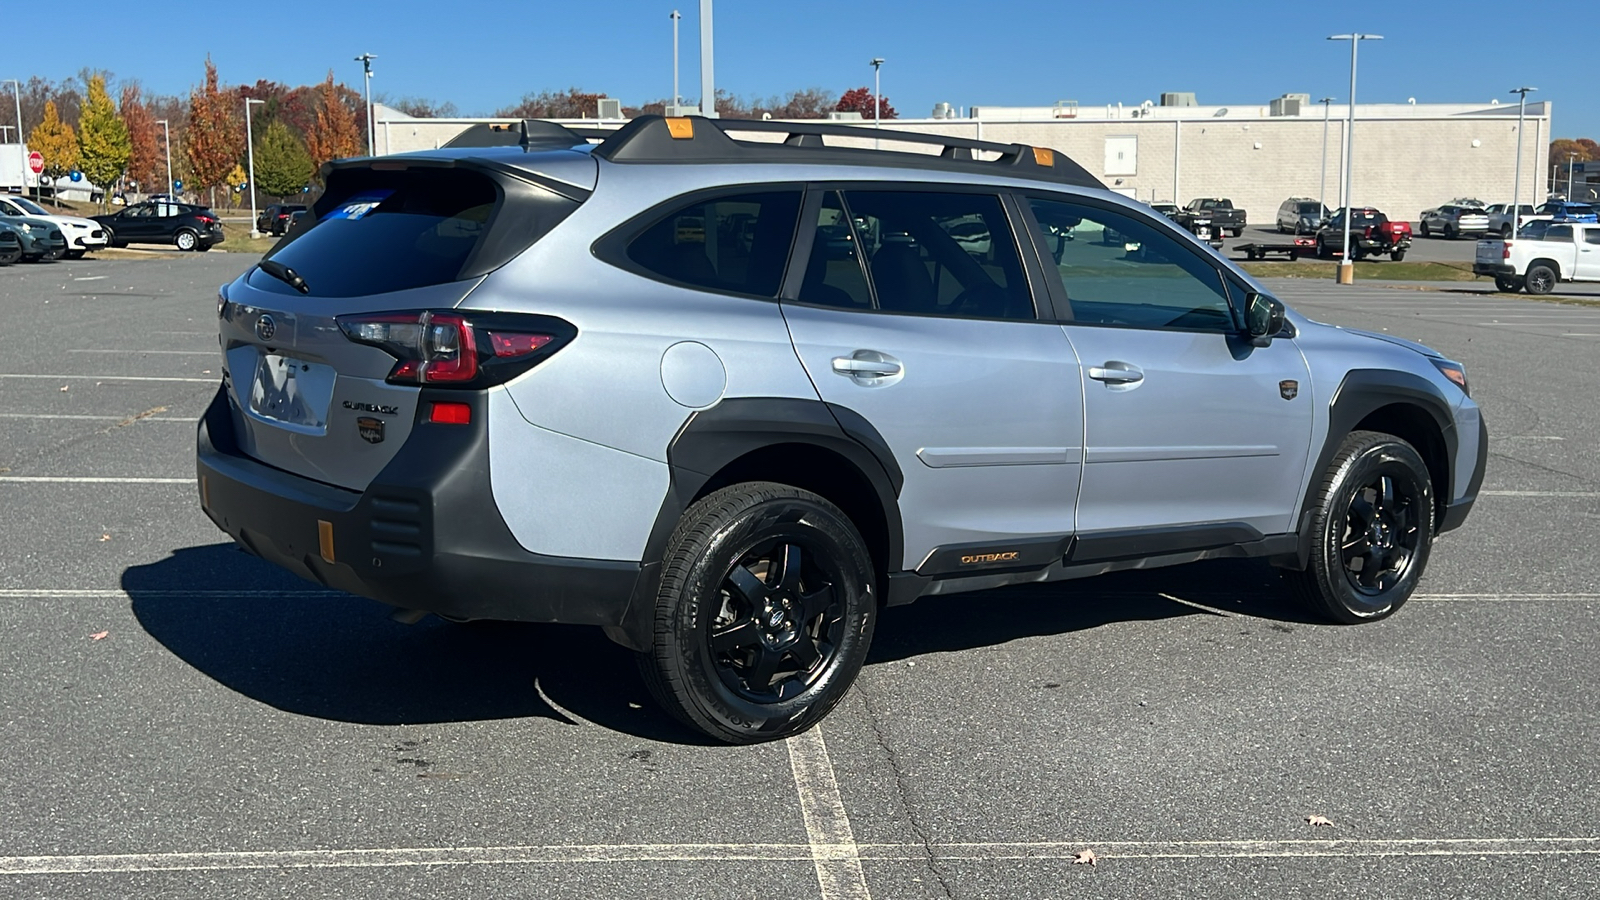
174 229 198 251
637 483 876 744
1290 431 1435 624
1390 249 1406 262
1420 221 1431 237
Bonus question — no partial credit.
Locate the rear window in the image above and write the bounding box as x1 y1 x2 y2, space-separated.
252 166 577 298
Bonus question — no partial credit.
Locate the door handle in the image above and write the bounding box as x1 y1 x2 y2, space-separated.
1088 361 1144 384
831 350 903 385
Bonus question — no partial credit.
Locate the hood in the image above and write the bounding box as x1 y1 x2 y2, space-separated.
0 215 59 232
1337 326 1441 358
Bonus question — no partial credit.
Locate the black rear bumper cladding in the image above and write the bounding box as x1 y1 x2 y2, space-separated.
196 386 639 624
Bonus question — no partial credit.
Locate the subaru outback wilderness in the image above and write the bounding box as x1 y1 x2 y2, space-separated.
197 116 1487 743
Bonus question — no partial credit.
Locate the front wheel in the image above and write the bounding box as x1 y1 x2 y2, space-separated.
1420 221 1431 238
1289 431 1435 624
1494 275 1524 293
637 483 876 744
1525 264 1557 295
1444 224 1457 240
173 229 198 251
1390 249 1406 262
1500 225 1513 239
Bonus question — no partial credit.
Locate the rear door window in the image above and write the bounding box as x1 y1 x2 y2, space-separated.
624 189 802 297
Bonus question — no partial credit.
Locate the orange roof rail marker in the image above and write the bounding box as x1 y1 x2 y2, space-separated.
665 118 695 139
1033 147 1055 167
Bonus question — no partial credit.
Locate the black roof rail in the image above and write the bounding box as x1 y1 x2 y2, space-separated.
443 119 608 150
591 115 1101 188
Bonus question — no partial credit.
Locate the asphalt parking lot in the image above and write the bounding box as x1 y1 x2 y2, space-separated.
1223 223 1495 265
2 253 1598 899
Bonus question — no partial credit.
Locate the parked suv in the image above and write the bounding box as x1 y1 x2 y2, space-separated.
1419 203 1489 239
196 116 1487 743
92 200 224 251
256 203 308 236
1276 198 1328 234
0 194 108 257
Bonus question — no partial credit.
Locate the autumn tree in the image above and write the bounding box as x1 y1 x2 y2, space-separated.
77 75 131 211
1549 137 1596 167
253 120 314 198
186 57 244 195
305 72 363 170
120 84 164 194
835 87 895 120
496 88 609 119
225 164 248 209
384 95 459 118
28 101 79 184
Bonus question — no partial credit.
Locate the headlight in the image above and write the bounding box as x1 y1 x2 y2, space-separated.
1431 358 1468 395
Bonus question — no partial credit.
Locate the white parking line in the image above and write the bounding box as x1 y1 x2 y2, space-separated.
4 836 1598 875
0 374 214 383
0 413 190 422
0 590 342 599
1415 594 1600 602
1481 490 1600 498
68 349 215 356
788 728 872 900
0 477 191 484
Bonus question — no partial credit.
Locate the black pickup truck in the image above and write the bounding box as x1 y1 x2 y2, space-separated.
1175 198 1247 237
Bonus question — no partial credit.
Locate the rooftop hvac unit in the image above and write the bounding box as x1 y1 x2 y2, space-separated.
1053 100 1079 118
827 111 865 121
1269 95 1303 117
1160 92 1197 107
596 98 623 119
931 102 956 119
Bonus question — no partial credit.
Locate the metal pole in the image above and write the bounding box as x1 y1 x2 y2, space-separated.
1570 154 1578 200
698 0 715 118
355 54 377 155
1510 87 1535 232
670 10 681 112
1319 97 1334 213
1328 33 1380 284
157 119 172 199
870 58 884 150
245 98 262 238
1173 118 1180 203
7 79 25 199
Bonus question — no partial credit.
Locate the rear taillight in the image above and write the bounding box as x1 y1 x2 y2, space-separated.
197 214 217 224
1503 242 1512 259
337 309 576 389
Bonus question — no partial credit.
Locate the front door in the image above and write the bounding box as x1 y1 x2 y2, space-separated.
1023 196 1313 547
782 188 1083 571
1577 226 1600 280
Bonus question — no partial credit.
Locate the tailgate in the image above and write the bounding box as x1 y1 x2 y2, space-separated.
1475 240 1507 265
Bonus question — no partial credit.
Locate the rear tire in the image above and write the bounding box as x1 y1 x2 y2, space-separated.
1390 250 1406 262
1494 275 1524 293
1500 225 1513 238
637 482 876 744
1525 264 1557 295
1445 224 1457 240
1290 431 1435 624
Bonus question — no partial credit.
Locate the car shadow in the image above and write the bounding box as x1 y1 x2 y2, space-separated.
125 544 1318 745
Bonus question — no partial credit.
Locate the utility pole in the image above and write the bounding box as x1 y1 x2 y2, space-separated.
1318 96 1335 214
1328 33 1381 285
698 0 715 118
670 10 681 114
157 119 172 199
1510 86 1536 233
355 53 377 155
245 98 264 238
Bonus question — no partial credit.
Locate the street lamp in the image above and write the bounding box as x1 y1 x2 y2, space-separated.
1510 86 1536 234
669 10 681 114
156 119 172 200
1570 153 1579 201
1318 96 1335 215
1328 33 1382 285
244 97 264 238
355 53 377 156
5 79 24 199
869 58 884 129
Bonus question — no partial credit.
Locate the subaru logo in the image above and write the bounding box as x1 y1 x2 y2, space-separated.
255 314 277 342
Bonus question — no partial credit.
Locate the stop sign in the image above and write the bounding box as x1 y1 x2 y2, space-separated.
27 151 43 174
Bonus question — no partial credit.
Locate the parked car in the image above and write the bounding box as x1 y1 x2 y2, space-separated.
0 213 67 261
1419 203 1489 239
0 194 109 258
1485 203 1535 238
1315 207 1412 260
0 224 22 265
197 115 1485 744
1175 198 1246 237
1475 220 1600 293
1276 198 1328 234
1533 200 1598 223
256 203 308 236
92 200 225 251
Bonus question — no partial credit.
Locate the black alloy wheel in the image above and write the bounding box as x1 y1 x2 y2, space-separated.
1290 430 1435 623
1494 275 1523 293
706 538 845 704
1525 264 1556 295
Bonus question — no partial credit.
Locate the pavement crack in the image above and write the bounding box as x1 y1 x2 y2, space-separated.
1486 450 1597 490
100 406 169 435
858 682 956 900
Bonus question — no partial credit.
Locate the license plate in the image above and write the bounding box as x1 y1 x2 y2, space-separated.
248 353 335 433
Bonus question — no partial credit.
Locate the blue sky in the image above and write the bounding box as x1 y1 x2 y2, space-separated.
13 0 1596 138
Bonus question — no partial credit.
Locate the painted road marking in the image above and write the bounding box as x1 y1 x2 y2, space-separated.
68 349 215 355
0 413 191 422
1480 490 1600 498
0 374 214 383
788 728 872 900
0 477 192 484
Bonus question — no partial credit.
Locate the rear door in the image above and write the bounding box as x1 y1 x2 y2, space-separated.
1579 226 1600 280
1022 195 1313 545
781 187 1083 571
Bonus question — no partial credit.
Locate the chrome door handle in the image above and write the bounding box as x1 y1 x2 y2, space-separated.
1088 362 1144 384
831 350 903 386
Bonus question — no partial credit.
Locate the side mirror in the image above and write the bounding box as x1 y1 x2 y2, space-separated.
1245 292 1286 346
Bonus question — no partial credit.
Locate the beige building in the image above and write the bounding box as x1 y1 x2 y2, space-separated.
372 96 1553 225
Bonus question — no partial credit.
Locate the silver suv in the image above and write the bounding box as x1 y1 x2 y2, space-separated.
197 116 1488 743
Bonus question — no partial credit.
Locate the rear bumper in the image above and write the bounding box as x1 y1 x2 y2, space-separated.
1473 263 1516 276
196 385 642 624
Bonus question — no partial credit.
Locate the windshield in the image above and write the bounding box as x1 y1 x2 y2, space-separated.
1565 204 1595 216
10 197 50 216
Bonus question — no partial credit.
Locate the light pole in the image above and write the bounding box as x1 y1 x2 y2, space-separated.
870 58 884 129
1570 153 1579 200
1510 86 1536 234
1328 33 1381 285
670 10 681 113
1318 96 1335 215
698 0 715 118
355 53 377 156
156 119 172 199
5 79 24 199
245 98 264 238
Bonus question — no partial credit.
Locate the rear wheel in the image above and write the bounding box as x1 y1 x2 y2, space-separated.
1494 275 1524 293
637 483 876 744
173 229 198 251
1390 249 1406 262
1444 224 1457 240
1525 264 1557 295
1290 431 1434 624
1500 225 1513 238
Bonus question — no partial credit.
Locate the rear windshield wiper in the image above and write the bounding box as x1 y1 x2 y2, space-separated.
258 259 310 294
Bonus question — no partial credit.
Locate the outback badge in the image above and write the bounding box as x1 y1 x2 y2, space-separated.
357 416 385 444
1279 379 1299 401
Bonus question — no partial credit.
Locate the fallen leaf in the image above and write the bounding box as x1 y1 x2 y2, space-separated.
1072 848 1097 866
90 631 109 641
1306 815 1334 827
59 385 69 392
98 533 111 542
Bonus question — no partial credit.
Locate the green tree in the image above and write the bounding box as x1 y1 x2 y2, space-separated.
77 74 131 211
253 120 314 198
28 101 79 193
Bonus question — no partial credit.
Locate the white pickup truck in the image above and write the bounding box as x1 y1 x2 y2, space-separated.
1474 220 1600 293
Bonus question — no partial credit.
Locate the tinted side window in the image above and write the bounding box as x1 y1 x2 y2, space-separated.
833 190 1034 321
1545 224 1574 242
1585 229 1600 246
797 191 874 309
1029 197 1233 331
626 190 802 297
